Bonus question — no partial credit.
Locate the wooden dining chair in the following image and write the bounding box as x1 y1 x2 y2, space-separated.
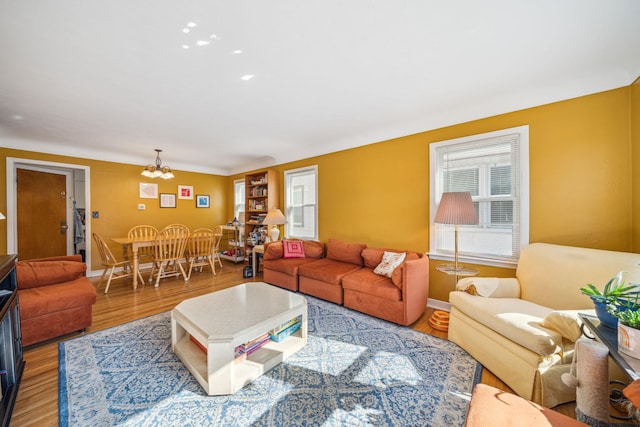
213 225 224 270
186 228 217 280
93 233 144 293
127 225 158 275
149 224 189 287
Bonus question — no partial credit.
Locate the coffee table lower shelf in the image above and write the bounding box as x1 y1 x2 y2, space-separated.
172 329 305 395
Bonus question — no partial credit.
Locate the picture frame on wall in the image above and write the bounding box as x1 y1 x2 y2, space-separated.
139 183 158 199
160 193 176 208
178 185 194 200
196 194 210 208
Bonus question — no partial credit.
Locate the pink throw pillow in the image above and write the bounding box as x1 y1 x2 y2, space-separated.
283 240 305 258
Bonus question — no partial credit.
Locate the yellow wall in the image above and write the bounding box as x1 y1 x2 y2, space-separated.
1 85 636 302
0 149 228 269
632 76 640 252
233 87 634 301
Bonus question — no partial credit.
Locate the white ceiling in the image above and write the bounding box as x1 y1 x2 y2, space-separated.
1 1 639 176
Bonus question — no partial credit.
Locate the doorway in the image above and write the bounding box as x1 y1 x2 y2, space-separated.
17 168 69 260
6 157 91 272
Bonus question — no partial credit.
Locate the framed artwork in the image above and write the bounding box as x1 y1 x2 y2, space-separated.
178 185 194 200
139 183 158 199
196 194 210 208
160 193 176 208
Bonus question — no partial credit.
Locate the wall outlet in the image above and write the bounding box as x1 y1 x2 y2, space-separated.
138 204 145 210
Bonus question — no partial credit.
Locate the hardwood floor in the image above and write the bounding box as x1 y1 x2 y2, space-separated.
11 262 575 426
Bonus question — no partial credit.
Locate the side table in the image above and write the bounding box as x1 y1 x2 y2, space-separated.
431 262 479 332
252 245 264 276
579 313 640 380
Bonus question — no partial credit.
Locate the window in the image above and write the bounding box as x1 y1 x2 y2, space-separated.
430 126 529 267
233 179 245 221
284 165 318 240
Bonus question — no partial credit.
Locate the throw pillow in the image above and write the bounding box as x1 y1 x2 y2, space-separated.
283 240 305 258
373 251 406 278
541 310 587 342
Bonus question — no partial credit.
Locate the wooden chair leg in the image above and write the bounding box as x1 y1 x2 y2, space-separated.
104 268 116 294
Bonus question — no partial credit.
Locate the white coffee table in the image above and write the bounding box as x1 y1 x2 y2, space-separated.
171 282 307 395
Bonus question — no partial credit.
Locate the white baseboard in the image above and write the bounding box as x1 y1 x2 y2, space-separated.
89 262 154 278
427 298 451 312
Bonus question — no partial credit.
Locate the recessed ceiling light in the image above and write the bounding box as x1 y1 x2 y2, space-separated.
182 28 190 34
196 40 210 46
210 34 220 40
187 22 197 28
182 45 190 50
231 50 243 55
240 75 255 81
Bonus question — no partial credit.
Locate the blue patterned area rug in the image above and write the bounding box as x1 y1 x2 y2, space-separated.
59 296 481 426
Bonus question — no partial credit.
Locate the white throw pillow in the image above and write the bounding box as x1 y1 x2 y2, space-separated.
541 310 588 342
373 251 406 278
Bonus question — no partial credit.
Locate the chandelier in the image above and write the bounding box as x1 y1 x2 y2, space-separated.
141 149 175 179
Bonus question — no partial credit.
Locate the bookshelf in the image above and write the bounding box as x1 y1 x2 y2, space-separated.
0 255 23 427
244 169 279 253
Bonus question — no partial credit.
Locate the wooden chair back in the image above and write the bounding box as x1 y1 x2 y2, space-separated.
154 224 189 261
127 225 158 257
188 228 216 258
93 232 118 267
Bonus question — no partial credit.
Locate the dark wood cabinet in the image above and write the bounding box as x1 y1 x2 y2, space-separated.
0 255 24 427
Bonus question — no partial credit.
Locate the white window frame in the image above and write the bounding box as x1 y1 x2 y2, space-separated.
284 165 318 240
429 126 529 268
233 178 245 222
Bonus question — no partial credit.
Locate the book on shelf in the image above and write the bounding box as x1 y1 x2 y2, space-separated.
270 317 301 342
190 335 207 354
271 316 300 335
234 335 271 360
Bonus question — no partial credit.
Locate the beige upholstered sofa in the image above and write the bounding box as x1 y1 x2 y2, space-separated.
449 243 640 408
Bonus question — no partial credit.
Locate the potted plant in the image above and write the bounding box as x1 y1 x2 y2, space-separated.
581 271 640 329
608 305 640 358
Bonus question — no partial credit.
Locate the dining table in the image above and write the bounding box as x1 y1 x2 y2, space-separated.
111 236 155 290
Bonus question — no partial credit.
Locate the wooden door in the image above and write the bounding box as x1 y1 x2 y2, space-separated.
17 169 68 260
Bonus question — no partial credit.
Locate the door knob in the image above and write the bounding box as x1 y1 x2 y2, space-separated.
60 222 69 234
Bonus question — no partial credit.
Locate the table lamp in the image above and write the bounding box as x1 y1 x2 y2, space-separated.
262 208 287 241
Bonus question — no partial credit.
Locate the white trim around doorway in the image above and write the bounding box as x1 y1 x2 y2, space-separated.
6 157 92 272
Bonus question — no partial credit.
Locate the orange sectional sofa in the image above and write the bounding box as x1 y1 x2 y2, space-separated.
263 240 325 291
16 255 97 346
263 238 430 326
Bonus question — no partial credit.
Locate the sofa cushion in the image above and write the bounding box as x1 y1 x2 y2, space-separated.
283 240 305 258
303 240 325 258
298 258 362 285
264 257 320 276
373 251 406 278
264 241 284 260
327 238 366 266
450 291 563 356
18 277 97 319
362 247 405 269
16 260 87 290
342 269 402 301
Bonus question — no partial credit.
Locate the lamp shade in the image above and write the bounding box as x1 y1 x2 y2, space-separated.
262 208 287 225
434 192 478 225
0 212 5 220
